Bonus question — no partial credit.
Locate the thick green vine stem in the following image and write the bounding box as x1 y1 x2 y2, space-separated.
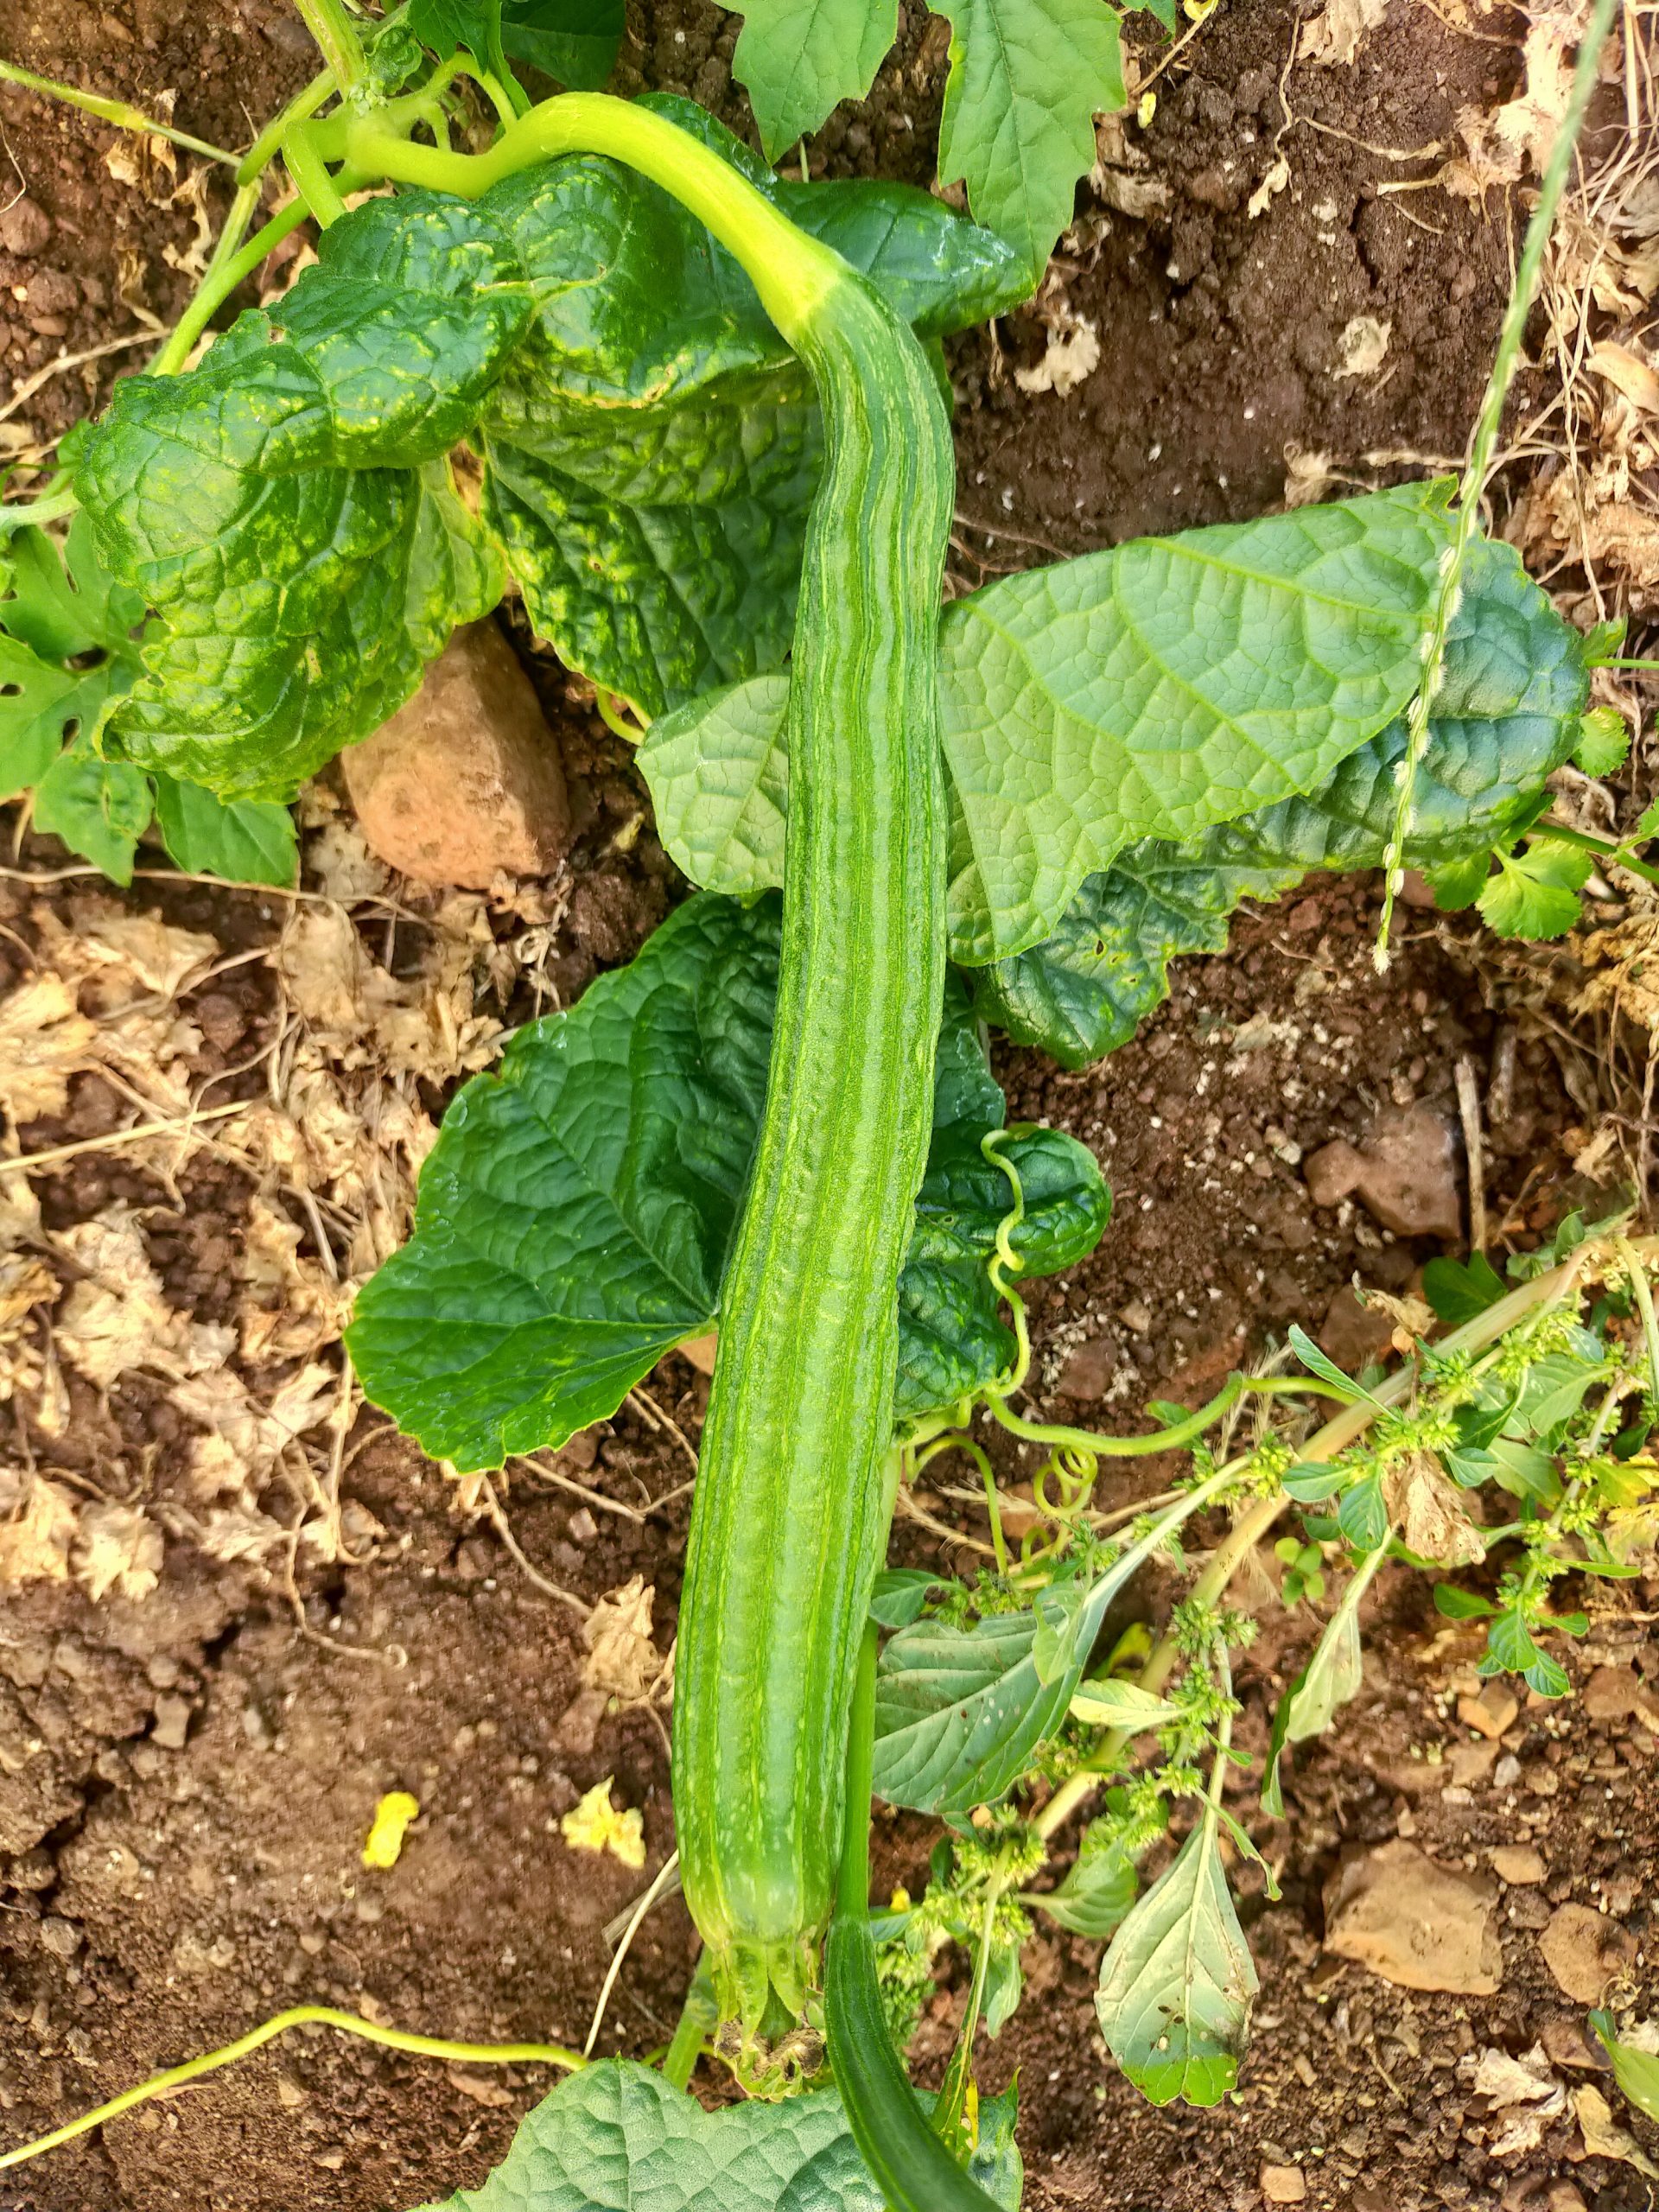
824 1629 1006 2212
1373 0 1624 965
0 2005 583 2174
333 94 951 2039
0 60 238 164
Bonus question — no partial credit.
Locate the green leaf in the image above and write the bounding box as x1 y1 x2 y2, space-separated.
1281 1462 1339 1504
501 0 626 87
733 0 899 159
32 737 152 884
1574 704 1630 777
151 775 297 887
1428 852 1491 911
411 2059 889 2212
1068 1677 1183 1729
933 0 1127 283
1095 1815 1258 2107
0 514 144 801
645 485 1466 958
1032 1812 1147 1938
1262 1593 1364 1815
872 1529 1167 1815
870 1568 948 1629
1477 836 1594 941
1336 1471 1389 1552
77 194 530 798
1592 2012 1659 2126
968 537 1586 1060
348 892 1108 1469
967 845 1298 1071
1287 1322 1376 1404
478 95 1027 718
1422 1251 1507 1326
1432 1583 1498 1621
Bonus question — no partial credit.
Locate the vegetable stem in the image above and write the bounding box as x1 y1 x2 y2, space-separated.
0 2005 582 2174
1539 819 1659 891
237 67 338 186
1374 0 1623 966
332 92 846 342
0 60 239 165
149 194 312 376
290 0 367 90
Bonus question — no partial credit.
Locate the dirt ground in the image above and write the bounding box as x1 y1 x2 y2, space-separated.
1 3 1656 2211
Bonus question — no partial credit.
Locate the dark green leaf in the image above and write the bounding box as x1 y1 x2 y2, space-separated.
870 1569 948 1630
1095 1815 1258 2107
32 738 152 884
349 893 1108 1469
1592 2012 1659 2125
1422 1251 1507 1325
0 514 143 802
1032 1814 1146 1938
78 194 530 797
872 1524 1166 1815
151 775 297 887
1432 1583 1498 1621
732 0 899 158
1288 1322 1376 1404
1336 1471 1389 1552
501 0 626 87
411 2058 890 2211
1281 1463 1339 1503
477 96 1027 717
933 0 1127 283
970 538 1586 1058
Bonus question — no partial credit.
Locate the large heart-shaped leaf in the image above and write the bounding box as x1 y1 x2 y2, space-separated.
972 537 1587 1065
478 96 1027 719
641 485 1462 957
77 194 526 798
348 892 1108 1471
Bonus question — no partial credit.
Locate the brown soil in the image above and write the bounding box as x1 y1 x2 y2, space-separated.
2 6 1656 2212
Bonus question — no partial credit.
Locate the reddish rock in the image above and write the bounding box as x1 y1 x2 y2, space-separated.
1538 1902 1637 2004
1324 1839 1503 1993
1305 1105 1461 1241
1581 1664 1642 1723
0 196 53 257
1058 1334 1116 1400
342 621 571 887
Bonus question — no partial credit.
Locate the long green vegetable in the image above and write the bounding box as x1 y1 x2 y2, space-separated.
336 97 954 2038
826 1627 1006 2209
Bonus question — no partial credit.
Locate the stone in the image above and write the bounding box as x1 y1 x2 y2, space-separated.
0 196 53 257
150 1694 193 1751
1323 1840 1503 1993
1058 1334 1116 1399
1445 1737 1499 1788
1491 1845 1547 1885
1547 2187 1588 2212
1305 1107 1462 1240
1581 1665 1642 1724
1538 1902 1637 2005
342 620 572 887
1540 2015 1602 2070
1319 1285 1395 1370
1459 1681 1520 1740
1261 2165 1307 2204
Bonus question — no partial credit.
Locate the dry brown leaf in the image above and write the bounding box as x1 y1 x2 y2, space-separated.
171 1359 336 1490
1298 0 1387 66
1014 321 1101 397
308 822 391 903
1591 340 1659 418
1383 1452 1487 1567
1575 2084 1659 2176
0 974 98 1123
236 1197 353 1366
1333 315 1392 379
0 1473 77 1586
1446 0 1592 195
54 1208 235 1389
35 899 218 1000
582 1575 666 1701
196 1505 290 1566
73 1500 163 1604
